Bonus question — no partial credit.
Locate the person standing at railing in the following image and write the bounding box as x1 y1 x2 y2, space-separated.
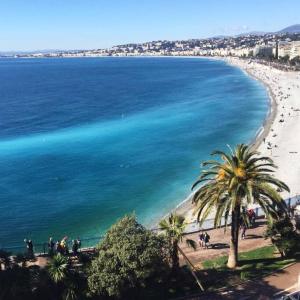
24 238 34 258
48 237 55 256
72 239 79 255
72 238 82 255
60 236 69 255
56 240 62 254
77 238 81 251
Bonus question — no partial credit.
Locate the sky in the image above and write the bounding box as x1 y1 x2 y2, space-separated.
0 0 300 51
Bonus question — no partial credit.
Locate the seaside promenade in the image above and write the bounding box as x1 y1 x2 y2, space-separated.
179 218 271 268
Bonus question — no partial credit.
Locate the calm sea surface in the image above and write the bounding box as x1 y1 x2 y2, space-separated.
0 57 268 248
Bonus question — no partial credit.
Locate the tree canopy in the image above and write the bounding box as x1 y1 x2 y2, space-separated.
192 144 289 268
87 215 169 299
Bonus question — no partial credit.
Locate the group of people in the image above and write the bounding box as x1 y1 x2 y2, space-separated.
240 208 257 239
24 236 82 257
48 236 81 256
196 208 256 248
198 231 210 249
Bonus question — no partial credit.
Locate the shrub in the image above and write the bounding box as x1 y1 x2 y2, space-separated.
87 215 170 299
265 217 300 257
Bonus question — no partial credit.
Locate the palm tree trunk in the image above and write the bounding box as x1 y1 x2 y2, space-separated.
178 246 204 291
227 205 240 268
171 240 180 270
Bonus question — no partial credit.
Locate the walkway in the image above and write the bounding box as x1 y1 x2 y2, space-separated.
217 262 300 299
179 218 271 268
177 262 300 300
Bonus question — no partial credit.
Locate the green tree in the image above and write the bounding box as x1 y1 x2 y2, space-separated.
159 214 196 270
159 213 204 291
265 217 300 257
192 144 289 268
87 215 169 299
47 254 81 300
47 254 69 284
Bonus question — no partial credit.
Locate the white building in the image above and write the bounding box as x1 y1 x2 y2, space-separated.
290 41 300 59
278 42 292 58
253 45 274 57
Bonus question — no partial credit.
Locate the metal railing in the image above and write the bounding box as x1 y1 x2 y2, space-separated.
152 195 300 235
0 235 104 255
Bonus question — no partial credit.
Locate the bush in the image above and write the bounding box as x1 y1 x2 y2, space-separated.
265 217 300 257
87 215 170 299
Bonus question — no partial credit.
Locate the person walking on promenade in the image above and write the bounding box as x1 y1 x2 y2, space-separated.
198 232 205 248
203 232 210 249
241 223 247 239
48 237 55 256
24 239 34 258
247 209 256 227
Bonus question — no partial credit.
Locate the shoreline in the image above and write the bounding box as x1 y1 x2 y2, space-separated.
163 57 300 225
224 57 277 152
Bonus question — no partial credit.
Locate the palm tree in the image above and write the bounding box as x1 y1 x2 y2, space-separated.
47 254 83 300
159 214 195 269
159 214 204 291
192 144 289 269
47 254 69 283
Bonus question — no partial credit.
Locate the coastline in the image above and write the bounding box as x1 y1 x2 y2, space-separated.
165 57 300 224
224 57 277 152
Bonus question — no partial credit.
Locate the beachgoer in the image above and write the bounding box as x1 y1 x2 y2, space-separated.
48 237 55 256
204 232 210 249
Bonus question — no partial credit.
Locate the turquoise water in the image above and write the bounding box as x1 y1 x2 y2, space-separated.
0 57 268 248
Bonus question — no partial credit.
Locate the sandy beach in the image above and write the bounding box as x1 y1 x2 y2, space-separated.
173 57 300 223
227 57 300 198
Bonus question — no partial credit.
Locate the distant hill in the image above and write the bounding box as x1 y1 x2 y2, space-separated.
235 24 300 37
277 24 300 33
236 31 267 37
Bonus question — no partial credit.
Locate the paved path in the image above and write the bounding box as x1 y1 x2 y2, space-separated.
178 219 300 299
183 262 300 300
179 219 271 268
218 262 300 299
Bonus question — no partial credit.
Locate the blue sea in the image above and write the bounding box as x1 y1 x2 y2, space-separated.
0 57 268 249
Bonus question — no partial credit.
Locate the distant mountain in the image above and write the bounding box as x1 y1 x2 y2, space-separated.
0 49 71 56
277 24 300 34
2 24 300 56
236 31 267 37
235 24 300 37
